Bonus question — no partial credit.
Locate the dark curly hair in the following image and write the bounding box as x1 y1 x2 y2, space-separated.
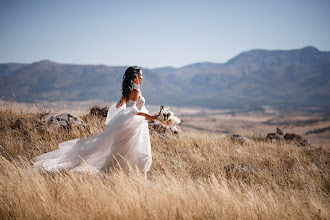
122 66 141 99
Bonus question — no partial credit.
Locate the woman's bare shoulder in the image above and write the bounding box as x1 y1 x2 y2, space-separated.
128 89 141 101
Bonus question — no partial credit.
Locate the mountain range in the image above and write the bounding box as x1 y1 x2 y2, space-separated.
0 46 329 111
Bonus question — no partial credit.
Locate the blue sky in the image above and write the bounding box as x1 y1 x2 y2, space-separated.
0 0 329 68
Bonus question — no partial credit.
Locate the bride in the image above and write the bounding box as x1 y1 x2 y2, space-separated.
34 66 155 177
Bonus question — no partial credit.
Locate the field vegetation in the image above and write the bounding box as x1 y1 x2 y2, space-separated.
0 101 329 219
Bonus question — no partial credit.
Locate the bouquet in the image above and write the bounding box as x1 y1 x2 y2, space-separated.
155 105 181 131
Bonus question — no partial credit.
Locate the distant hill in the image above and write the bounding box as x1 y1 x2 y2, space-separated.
0 46 329 111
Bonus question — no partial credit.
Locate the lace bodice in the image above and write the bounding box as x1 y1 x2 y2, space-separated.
127 97 145 110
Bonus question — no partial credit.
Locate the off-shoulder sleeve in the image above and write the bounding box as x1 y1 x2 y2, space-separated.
131 106 140 115
106 101 126 125
127 100 140 115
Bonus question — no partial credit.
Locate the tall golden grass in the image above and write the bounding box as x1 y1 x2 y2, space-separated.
0 102 329 219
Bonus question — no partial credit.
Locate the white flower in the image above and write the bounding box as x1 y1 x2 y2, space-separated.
155 105 181 131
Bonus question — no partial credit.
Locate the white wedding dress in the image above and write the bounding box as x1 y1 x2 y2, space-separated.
34 97 152 176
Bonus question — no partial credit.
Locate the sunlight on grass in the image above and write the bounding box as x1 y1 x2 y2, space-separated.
0 102 329 219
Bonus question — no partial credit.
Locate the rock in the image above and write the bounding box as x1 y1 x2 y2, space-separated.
266 128 310 147
276 127 283 135
148 120 179 135
284 133 310 147
224 164 257 179
11 118 28 129
39 113 86 130
89 106 109 118
229 134 253 144
267 133 284 141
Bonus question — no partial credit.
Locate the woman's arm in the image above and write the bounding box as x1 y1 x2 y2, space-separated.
137 112 156 120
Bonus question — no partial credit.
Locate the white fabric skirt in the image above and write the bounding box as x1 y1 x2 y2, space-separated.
34 105 152 175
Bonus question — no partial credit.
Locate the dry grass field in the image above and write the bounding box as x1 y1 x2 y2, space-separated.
0 101 329 219
179 111 330 146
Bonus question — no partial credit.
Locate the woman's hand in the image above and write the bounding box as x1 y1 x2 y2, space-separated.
145 114 156 121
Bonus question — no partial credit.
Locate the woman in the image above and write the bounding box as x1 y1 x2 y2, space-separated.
34 66 155 177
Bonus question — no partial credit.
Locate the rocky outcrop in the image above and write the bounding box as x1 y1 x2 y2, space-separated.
267 133 284 141
149 121 179 135
276 127 283 135
284 133 310 147
89 106 109 118
11 118 28 130
267 128 310 147
224 164 257 179
229 134 253 144
38 113 86 130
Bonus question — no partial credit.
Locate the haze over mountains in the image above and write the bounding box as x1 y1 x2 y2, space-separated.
0 46 329 111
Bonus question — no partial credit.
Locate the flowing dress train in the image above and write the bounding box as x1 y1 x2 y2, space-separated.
33 97 152 176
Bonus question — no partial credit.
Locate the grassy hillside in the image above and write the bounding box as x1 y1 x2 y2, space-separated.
0 102 329 219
